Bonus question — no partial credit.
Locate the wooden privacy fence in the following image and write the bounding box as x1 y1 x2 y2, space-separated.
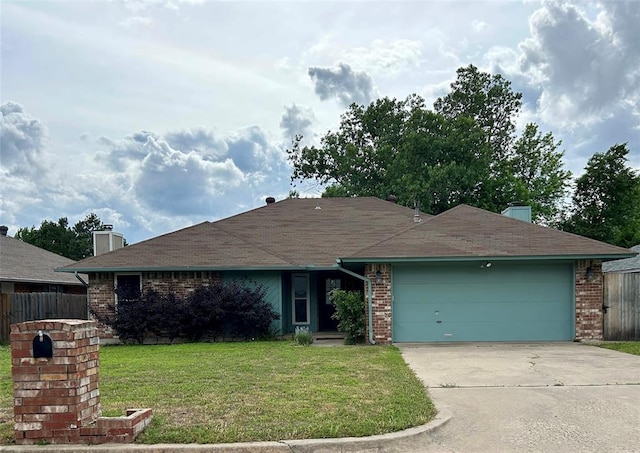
0 293 88 343
604 273 640 341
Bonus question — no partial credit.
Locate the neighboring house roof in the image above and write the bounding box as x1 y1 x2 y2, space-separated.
0 235 87 286
602 245 640 273
58 197 635 273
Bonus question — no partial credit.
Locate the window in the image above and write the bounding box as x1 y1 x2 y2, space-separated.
292 274 310 325
325 278 341 305
115 274 141 302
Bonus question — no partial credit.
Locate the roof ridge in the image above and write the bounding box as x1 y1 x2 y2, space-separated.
211 221 297 266
347 218 428 258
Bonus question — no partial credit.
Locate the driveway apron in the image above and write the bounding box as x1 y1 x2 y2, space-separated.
398 343 640 453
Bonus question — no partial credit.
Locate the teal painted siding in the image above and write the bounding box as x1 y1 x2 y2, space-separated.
223 271 283 335
393 262 573 342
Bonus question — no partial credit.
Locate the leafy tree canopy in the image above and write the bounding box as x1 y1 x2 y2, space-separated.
560 144 640 248
15 213 109 260
288 65 571 223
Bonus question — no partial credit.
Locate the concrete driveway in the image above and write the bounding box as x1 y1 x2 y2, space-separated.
397 343 640 453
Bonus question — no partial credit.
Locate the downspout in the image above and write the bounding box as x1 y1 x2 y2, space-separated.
336 259 375 345
74 272 90 321
74 272 89 287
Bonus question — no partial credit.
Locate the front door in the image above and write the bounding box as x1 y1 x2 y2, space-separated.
318 277 341 331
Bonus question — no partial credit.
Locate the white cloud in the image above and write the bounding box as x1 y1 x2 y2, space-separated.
341 39 423 75
472 20 488 32
119 16 153 27
0 102 46 176
280 104 315 141
517 1 640 128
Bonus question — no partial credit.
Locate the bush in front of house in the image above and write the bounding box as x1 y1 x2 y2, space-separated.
293 326 314 346
183 280 279 341
93 281 279 343
330 289 366 344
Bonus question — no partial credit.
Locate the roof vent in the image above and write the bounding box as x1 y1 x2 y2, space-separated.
386 195 397 203
0 225 8 237
413 201 422 223
265 197 276 205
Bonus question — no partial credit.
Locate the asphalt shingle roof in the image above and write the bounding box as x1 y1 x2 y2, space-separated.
602 245 640 273
351 204 635 259
0 235 86 285
59 197 635 273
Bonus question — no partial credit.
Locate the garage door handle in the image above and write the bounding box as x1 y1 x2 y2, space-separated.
436 320 442 323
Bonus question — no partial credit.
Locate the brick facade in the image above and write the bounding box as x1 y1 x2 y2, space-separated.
141 271 221 297
88 271 221 341
365 263 392 344
88 273 116 340
574 259 604 340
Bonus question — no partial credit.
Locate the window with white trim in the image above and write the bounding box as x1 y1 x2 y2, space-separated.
292 274 310 325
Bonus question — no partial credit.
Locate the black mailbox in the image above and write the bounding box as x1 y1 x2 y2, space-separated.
33 330 53 358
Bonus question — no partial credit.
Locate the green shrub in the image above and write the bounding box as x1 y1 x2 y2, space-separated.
92 281 279 343
293 326 314 346
330 290 365 344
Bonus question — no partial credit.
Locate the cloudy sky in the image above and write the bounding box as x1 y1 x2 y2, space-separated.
1 0 638 245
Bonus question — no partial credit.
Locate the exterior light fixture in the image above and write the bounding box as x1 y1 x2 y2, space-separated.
375 270 383 283
586 266 594 280
481 261 492 269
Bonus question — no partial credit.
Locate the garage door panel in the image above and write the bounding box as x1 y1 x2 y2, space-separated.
395 301 570 323
400 282 570 304
393 262 573 342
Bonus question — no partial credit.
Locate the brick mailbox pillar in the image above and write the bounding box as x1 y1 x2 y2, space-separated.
11 319 151 445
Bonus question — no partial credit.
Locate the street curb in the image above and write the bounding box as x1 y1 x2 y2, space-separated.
0 410 451 453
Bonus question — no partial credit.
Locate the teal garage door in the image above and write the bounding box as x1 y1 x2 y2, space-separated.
393 262 573 342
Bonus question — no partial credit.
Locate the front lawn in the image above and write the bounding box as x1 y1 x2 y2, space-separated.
0 342 435 444
598 341 640 356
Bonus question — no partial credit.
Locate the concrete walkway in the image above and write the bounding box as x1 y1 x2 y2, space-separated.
398 342 640 453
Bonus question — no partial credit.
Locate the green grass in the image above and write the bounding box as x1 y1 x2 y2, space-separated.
598 342 640 356
0 342 435 444
0 345 11 444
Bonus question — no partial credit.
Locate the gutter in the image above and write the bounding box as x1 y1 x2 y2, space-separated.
335 259 375 345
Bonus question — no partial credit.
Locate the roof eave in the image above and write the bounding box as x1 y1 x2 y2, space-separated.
55 264 339 273
0 277 86 286
340 253 637 263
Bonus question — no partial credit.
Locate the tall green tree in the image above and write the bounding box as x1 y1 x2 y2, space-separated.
289 95 491 213
561 144 640 248
289 65 571 221
433 65 570 219
16 213 108 260
434 64 522 161
506 124 571 223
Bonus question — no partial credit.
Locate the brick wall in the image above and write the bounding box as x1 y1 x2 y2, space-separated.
88 273 116 339
11 320 100 444
575 260 604 340
88 271 221 341
141 271 221 297
365 263 392 344
11 319 152 444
